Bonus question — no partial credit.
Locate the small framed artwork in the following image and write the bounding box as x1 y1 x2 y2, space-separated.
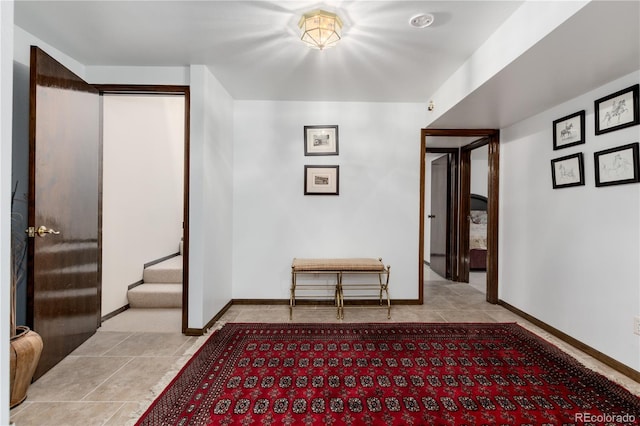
553 110 585 150
594 84 639 135
551 152 585 189
594 142 639 187
304 125 339 156
304 165 339 195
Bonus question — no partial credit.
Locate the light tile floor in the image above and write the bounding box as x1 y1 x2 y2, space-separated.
9 268 640 425
468 270 486 294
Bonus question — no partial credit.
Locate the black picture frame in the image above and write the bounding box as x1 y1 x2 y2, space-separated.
553 110 585 150
304 165 339 195
550 152 585 189
304 125 339 156
594 84 639 135
594 142 639 187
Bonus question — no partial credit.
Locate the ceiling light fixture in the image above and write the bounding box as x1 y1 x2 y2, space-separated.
298 9 343 50
409 13 435 28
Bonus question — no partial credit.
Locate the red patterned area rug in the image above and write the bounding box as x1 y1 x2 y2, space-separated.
137 323 640 425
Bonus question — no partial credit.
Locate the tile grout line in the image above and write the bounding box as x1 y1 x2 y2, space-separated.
79 356 138 402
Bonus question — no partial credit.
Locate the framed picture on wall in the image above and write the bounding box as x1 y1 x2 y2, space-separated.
594 142 639 187
304 125 339 156
550 152 585 189
304 165 339 195
553 110 585 150
594 84 639 135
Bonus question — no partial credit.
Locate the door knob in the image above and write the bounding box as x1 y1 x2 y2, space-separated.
428 215 436 219
36 225 61 237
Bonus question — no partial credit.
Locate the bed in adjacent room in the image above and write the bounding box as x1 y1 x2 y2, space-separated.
469 194 488 271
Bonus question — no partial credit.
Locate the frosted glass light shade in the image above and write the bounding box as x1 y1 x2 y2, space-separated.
298 10 343 50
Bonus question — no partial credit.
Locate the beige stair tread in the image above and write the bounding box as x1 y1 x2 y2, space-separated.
143 255 183 283
146 255 183 270
129 283 182 293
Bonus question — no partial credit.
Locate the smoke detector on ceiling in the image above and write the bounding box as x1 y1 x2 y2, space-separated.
409 13 434 28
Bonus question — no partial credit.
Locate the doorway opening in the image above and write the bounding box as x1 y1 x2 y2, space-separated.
419 129 499 304
424 148 459 282
97 85 190 333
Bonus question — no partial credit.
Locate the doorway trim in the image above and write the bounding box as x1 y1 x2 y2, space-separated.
95 84 190 333
419 128 500 303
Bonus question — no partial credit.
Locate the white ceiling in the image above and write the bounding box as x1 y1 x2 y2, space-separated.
14 0 523 103
14 1 640 129
428 0 640 129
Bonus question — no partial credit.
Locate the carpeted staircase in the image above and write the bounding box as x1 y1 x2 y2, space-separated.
127 242 183 308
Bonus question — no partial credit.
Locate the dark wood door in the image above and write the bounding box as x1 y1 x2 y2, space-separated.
429 155 449 278
27 47 101 379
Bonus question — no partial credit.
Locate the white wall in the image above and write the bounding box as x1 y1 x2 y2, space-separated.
1 2 14 424
102 95 185 315
232 101 424 300
86 66 188 86
188 65 234 328
499 70 640 370
470 145 488 197
11 58 29 327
